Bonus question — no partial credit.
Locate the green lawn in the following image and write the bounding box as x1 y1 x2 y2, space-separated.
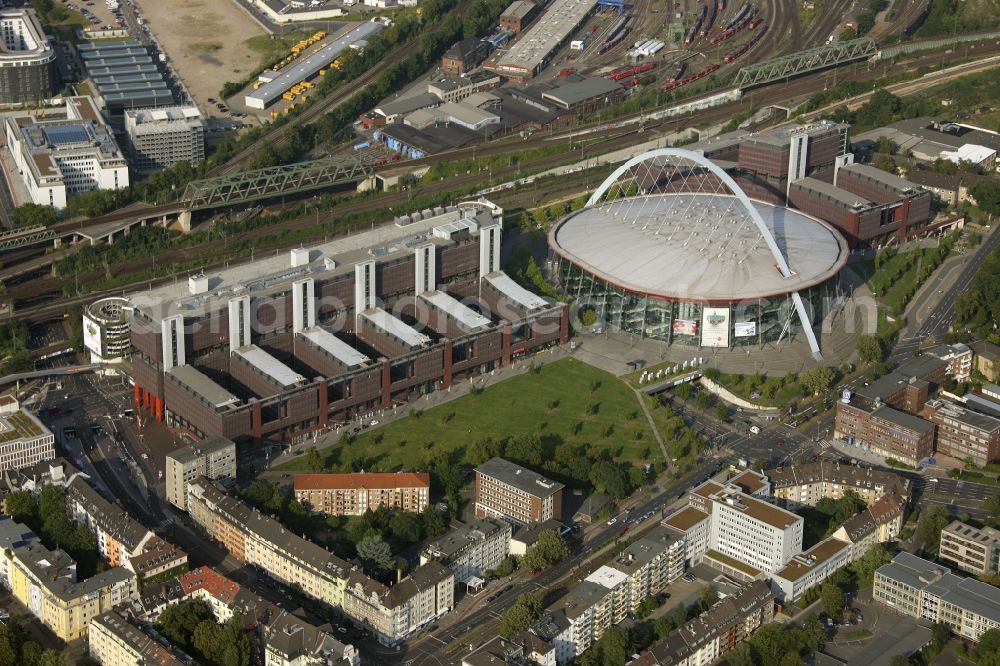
275 358 662 472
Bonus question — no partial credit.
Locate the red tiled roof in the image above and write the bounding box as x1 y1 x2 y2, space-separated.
294 472 430 491
178 566 239 603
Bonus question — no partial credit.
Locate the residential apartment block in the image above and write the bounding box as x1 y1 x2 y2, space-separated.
939 521 1000 576
874 552 1000 641
6 539 137 641
293 471 430 516
923 399 1000 467
89 610 187 666
923 343 974 383
420 518 512 586
186 477 350 607
0 406 55 472
474 457 564 524
529 528 684 664
343 562 454 646
769 462 910 509
635 581 775 666
164 436 237 510
131 566 359 666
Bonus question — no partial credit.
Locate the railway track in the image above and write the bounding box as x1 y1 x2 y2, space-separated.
206 0 480 177
11 40 1000 326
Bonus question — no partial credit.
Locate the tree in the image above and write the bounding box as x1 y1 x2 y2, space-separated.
820 583 845 620
695 392 711 411
4 491 36 525
388 511 424 545
11 203 57 228
505 434 543 467
857 335 884 365
589 460 632 499
715 401 729 421
156 600 213 650
698 586 719 612
729 643 754 666
971 181 1000 216
916 504 950 556
421 505 447 538
872 153 897 174
675 382 693 401
850 543 892 584
930 622 951 649
500 593 543 637
304 447 324 471
467 436 503 465
800 366 836 395
521 530 571 570
890 656 911 666
356 535 395 574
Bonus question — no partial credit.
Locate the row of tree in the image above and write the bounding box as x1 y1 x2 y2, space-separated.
0 618 70 666
956 241 1000 343
5 487 101 579
156 600 252 666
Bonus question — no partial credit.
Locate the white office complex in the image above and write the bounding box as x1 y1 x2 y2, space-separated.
874 552 1000 642
4 96 128 210
123 106 205 172
164 436 237 510
707 486 803 576
0 402 55 472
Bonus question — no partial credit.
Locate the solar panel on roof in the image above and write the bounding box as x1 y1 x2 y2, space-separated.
42 125 89 146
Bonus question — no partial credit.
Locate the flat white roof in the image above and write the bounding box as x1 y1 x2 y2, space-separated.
585 565 629 590
362 308 431 348
485 273 548 311
245 22 382 108
420 290 491 332
234 345 306 388
549 194 849 301
299 326 370 368
943 143 996 164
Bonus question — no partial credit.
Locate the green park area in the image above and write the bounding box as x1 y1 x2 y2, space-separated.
276 358 663 474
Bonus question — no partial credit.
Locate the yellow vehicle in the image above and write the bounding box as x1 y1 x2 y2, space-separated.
300 94 307 102
282 91 296 101
301 81 314 89
252 81 264 90
270 110 279 119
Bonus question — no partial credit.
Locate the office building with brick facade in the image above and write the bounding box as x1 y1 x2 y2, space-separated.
474 457 564 524
124 201 567 446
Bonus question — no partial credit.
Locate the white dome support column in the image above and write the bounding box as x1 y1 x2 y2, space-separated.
588 148 822 359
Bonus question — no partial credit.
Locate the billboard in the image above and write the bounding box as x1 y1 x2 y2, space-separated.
82 313 103 357
701 307 730 347
672 319 698 336
734 321 756 338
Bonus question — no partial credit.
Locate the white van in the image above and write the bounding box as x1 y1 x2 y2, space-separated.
749 425 761 435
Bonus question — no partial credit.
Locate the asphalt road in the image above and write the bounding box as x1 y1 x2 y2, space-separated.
892 225 1000 362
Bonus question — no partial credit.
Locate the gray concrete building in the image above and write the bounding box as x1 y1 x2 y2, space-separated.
0 9 57 104
124 106 205 172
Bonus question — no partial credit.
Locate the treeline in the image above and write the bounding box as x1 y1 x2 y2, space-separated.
915 0 998 37
468 433 648 499
0 618 71 666
5 487 102 579
0 320 33 378
157 600 252 666
956 241 1000 341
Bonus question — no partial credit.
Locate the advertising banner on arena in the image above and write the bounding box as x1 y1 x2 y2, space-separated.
734 321 757 338
83 314 102 358
701 307 730 347
672 319 698 336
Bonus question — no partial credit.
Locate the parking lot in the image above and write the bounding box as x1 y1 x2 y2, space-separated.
61 0 125 32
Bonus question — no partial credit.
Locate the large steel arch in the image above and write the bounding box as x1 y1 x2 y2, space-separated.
586 148 823 359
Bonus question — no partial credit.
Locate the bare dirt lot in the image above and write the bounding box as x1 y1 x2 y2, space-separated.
130 0 269 116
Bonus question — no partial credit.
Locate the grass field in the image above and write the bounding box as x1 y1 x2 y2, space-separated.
275 358 662 472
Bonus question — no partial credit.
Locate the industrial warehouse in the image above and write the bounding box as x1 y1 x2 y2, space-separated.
244 21 383 110
127 201 567 444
